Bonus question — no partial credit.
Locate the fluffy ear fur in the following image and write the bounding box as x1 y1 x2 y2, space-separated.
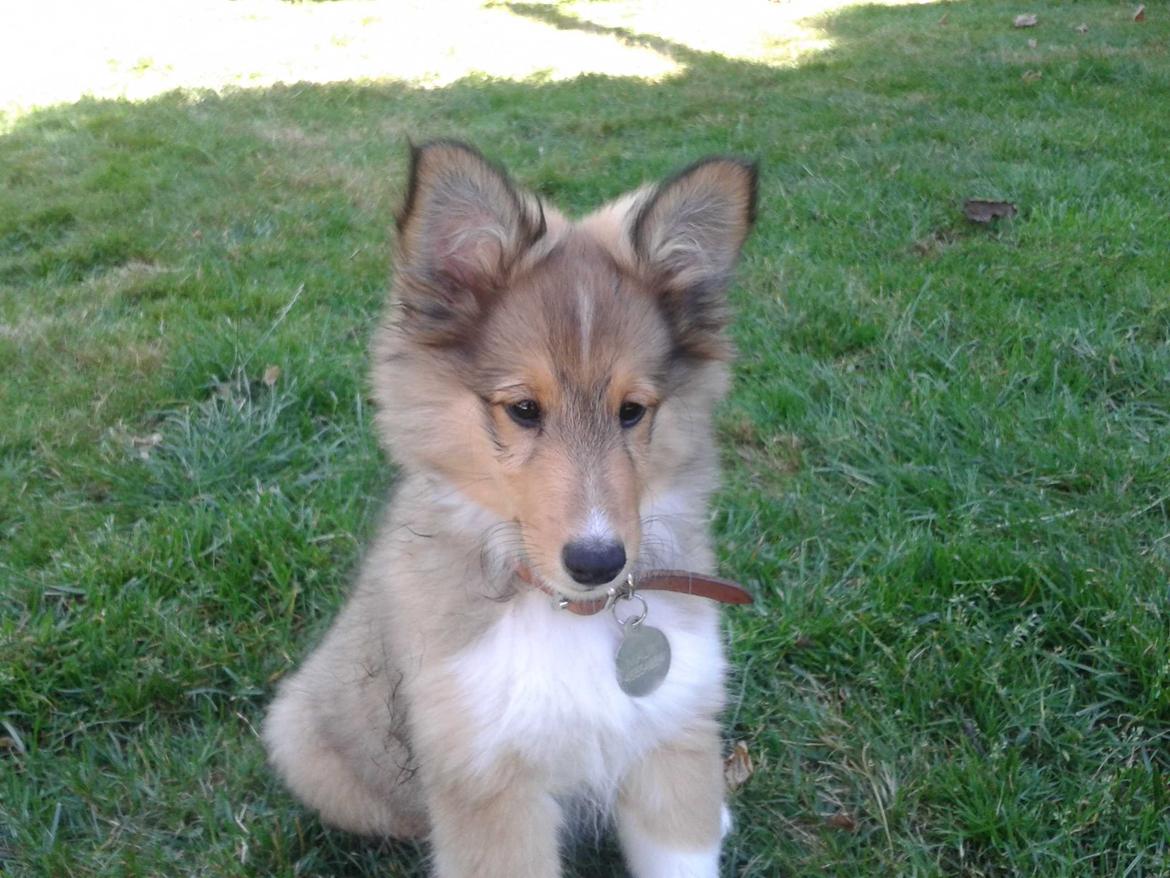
394 140 546 344
631 157 757 358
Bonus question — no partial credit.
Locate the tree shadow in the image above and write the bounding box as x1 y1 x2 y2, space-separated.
504 1 716 68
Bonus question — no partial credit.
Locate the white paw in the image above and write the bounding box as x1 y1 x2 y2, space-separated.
619 823 721 878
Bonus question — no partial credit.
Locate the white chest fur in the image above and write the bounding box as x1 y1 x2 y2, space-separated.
447 591 726 799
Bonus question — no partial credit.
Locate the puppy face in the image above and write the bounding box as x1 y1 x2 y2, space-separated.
373 142 755 599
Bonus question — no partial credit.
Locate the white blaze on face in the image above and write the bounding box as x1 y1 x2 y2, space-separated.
583 507 615 543
576 283 594 359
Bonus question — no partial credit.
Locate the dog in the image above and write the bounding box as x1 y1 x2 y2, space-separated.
263 141 757 877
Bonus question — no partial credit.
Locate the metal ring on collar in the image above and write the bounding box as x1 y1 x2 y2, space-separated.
603 573 636 610
611 592 648 628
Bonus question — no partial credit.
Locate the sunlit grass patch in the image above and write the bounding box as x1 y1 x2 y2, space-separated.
1 0 940 126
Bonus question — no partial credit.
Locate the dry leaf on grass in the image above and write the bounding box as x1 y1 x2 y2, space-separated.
723 741 754 791
1134 5 1146 22
1074 23 1089 34
130 432 164 460
263 364 282 387
825 812 858 832
963 199 1018 223
1022 70 1043 82
1013 13 1038 28
1027 38 1038 48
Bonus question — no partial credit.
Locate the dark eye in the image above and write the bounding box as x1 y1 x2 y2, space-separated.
506 399 542 428
619 401 646 428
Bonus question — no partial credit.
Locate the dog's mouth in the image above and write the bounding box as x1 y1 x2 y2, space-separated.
514 563 640 617
514 561 631 605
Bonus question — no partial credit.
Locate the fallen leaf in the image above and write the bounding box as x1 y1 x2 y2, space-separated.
938 13 949 26
1022 69 1043 82
1074 23 1088 34
1134 5 1145 22
1027 38 1038 48
263 364 281 387
130 432 164 460
723 741 754 791
130 432 163 448
825 812 858 832
1013 13 1038 28
963 199 1018 223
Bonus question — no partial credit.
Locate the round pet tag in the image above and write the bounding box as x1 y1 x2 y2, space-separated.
615 624 672 697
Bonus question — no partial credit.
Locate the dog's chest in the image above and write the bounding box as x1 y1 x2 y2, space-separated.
447 592 725 793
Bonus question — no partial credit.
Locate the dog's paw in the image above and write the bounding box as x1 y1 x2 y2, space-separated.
620 826 721 878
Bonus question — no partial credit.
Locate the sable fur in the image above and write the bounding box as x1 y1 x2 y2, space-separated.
264 142 757 877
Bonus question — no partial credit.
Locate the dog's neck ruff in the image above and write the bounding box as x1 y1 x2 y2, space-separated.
514 565 753 616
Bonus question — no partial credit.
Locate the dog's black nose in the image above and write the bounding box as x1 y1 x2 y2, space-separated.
562 540 626 586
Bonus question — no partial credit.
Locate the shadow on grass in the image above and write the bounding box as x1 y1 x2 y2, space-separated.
5 1 1170 875
505 1 717 66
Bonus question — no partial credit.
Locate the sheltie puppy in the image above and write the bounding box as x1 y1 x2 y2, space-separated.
264 141 757 877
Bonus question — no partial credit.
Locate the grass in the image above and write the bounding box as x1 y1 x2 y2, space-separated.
2 0 1169 875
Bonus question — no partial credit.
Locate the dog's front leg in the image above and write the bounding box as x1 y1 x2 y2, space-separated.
616 732 726 878
427 774 563 878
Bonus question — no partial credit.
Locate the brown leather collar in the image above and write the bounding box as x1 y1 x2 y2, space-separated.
515 565 754 616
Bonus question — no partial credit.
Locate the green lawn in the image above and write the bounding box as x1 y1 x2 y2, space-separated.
3 1 1169 875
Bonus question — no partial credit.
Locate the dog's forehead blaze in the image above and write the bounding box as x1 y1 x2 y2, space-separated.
478 233 672 404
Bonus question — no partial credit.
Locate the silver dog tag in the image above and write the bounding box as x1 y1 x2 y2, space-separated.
615 623 671 697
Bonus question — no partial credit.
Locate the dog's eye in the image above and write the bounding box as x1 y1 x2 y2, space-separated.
506 399 542 428
619 402 646 428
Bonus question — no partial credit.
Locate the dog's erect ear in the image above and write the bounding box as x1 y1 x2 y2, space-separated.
394 141 545 343
631 157 757 357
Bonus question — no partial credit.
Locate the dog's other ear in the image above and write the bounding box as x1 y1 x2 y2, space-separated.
394 141 545 344
631 157 757 358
